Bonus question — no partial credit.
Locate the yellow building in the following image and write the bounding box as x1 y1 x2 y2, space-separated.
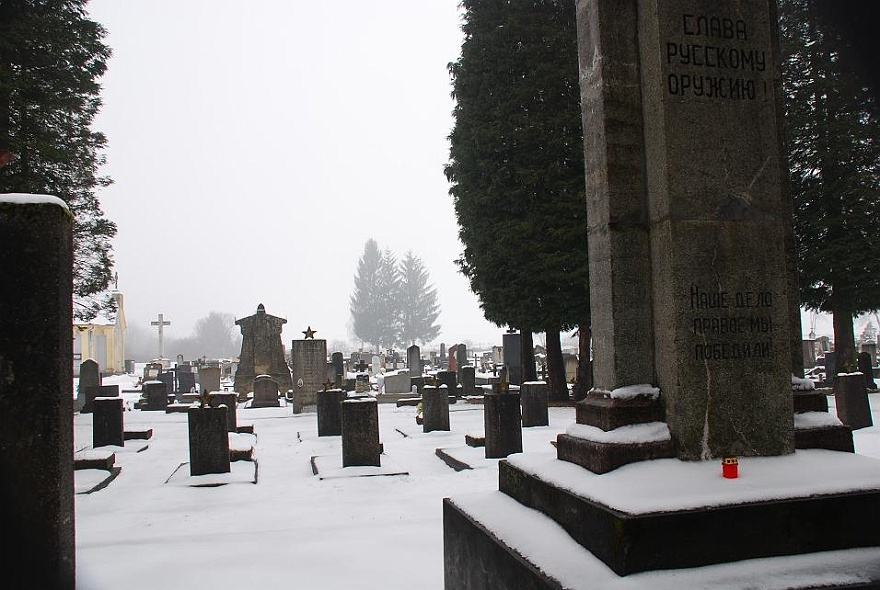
73 290 127 376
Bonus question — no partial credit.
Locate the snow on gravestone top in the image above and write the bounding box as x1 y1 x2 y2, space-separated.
0 193 70 213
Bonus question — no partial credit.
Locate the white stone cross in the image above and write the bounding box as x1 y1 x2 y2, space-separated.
150 313 171 359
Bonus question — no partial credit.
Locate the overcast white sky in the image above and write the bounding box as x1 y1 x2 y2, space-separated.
85 0 512 349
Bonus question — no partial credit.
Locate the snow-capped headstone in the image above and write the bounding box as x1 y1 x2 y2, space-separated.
422 385 450 433
317 388 346 436
290 334 327 413
341 398 380 467
233 304 292 398
93 397 124 448
207 392 238 432
187 405 230 476
484 385 522 459
0 195 75 587
251 375 280 408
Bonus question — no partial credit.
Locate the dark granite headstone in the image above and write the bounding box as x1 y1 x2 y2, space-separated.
317 389 346 436
156 371 174 395
436 370 457 392
460 366 477 396
834 373 873 430
93 397 124 447
251 375 280 408
0 195 74 588
520 381 549 427
177 370 196 394
502 332 522 386
233 303 292 397
858 352 877 390
331 351 345 385
484 390 522 459
824 351 836 384
341 398 380 467
142 380 170 411
456 343 468 383
76 358 101 412
422 385 451 433
187 406 230 476
208 392 238 432
82 384 119 414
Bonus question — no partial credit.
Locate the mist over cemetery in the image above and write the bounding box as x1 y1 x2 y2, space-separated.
3 0 880 589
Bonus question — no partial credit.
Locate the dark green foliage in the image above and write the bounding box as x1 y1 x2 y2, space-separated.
350 239 386 349
0 0 116 321
445 0 589 397
781 0 880 369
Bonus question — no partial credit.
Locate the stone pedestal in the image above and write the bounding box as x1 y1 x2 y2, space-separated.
520 381 549 427
317 389 346 436
0 195 74 589
208 392 238 432
422 385 450 433
93 397 124 447
341 399 380 467
484 391 522 459
142 380 169 411
835 373 873 430
187 406 230 476
82 384 119 414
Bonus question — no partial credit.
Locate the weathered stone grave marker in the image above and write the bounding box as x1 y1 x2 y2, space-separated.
341 398 380 467
93 397 125 448
291 326 327 413
234 304 292 399
251 374 280 408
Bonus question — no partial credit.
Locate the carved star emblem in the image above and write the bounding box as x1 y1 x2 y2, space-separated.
303 326 316 339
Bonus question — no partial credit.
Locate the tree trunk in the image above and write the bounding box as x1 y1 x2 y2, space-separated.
832 306 857 375
520 331 537 383
545 329 568 402
571 324 592 401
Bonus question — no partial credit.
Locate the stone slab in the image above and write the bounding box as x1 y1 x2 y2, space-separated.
435 446 497 472
444 491 880 590
575 393 665 431
164 459 257 487
793 391 829 413
795 425 855 453
557 433 674 474
124 428 153 440
310 454 408 480
74 467 122 495
498 452 880 576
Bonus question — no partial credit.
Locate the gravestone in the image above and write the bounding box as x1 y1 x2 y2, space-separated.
455 343 468 384
383 371 411 394
0 195 75 588
331 351 345 388
141 380 170 411
317 388 346 436
436 370 457 393
291 333 328 413
484 385 522 459
233 304 292 398
520 381 549 427
824 351 836 384
835 373 873 430
439 343 446 368
251 375 280 408
407 344 424 391
76 358 101 412
156 371 174 395
859 351 877 390
371 354 381 375
198 366 222 394
82 384 119 414
187 406 230 476
861 342 877 367
444 4 873 586
502 331 522 385
422 385 451 433
176 368 196 394
448 345 458 373
460 366 477 396
93 397 124 447
341 398 381 467
142 361 162 382
355 373 370 394
208 392 238 432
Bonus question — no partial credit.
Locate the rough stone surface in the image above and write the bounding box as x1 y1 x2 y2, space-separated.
793 391 829 413
575 392 665 431
436 370 457 392
341 398 380 467
291 337 328 413
82 384 119 414
835 373 873 430
92 397 124 447
556 433 674 474
198 366 222 394
794 425 855 453
317 389 346 436
233 304 292 397
423 385 451 433
187 406 230 476
484 392 522 459
520 382 550 427
0 197 75 589
208 392 238 432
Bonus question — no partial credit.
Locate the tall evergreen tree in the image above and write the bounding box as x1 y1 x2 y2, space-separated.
375 248 401 349
445 0 590 399
0 0 116 321
398 250 441 346
781 0 880 372
350 238 384 350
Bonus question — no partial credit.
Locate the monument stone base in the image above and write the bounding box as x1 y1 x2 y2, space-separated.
445 450 880 587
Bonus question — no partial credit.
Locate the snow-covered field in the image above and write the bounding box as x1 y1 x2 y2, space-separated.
74 377 880 590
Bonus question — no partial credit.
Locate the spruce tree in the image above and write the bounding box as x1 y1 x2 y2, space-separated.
0 0 116 321
780 0 880 372
375 248 401 349
446 0 590 399
350 239 384 350
398 250 441 346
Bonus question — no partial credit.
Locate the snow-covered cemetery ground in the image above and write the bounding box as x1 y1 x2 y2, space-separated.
73 374 880 590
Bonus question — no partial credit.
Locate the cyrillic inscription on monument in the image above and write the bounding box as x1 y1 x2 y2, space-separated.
689 284 775 361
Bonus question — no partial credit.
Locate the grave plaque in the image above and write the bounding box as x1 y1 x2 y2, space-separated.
291 336 327 413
